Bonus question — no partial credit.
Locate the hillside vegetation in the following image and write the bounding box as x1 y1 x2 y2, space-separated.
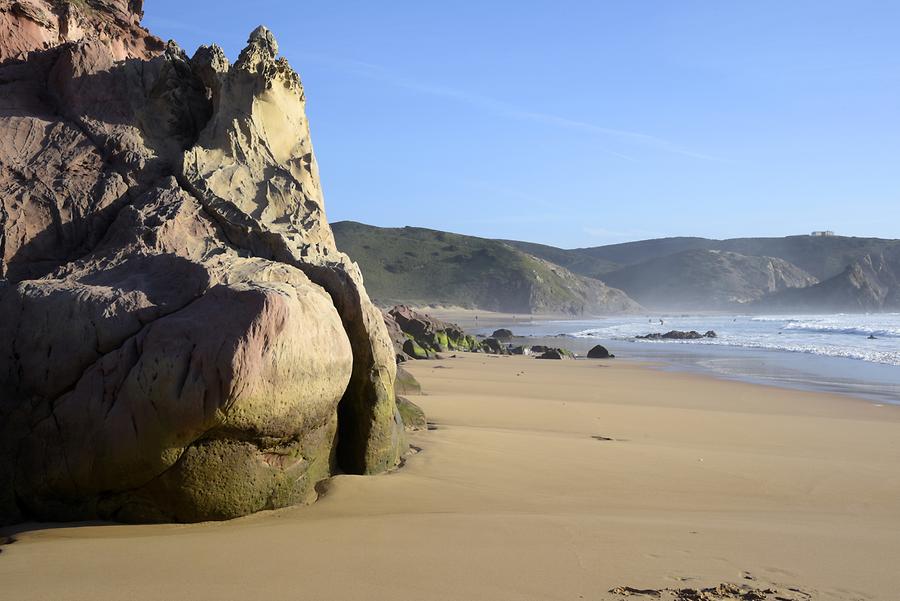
508 235 900 281
507 234 900 311
337 222 900 313
332 222 640 314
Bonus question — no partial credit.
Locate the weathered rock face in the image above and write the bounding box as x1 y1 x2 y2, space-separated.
0 0 163 62
0 10 403 524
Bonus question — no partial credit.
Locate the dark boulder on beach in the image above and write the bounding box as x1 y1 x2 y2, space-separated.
637 330 717 340
491 328 514 341
587 345 615 359
534 347 575 360
481 337 509 355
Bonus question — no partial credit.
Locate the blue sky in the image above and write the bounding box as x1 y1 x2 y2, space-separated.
145 1 900 248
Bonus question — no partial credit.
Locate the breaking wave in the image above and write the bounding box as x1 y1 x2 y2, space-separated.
568 313 900 367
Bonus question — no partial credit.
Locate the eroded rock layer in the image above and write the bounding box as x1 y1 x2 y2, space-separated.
0 7 403 524
0 0 162 62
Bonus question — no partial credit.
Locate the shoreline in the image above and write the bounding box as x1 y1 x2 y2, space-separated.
422 309 900 405
2 355 899 600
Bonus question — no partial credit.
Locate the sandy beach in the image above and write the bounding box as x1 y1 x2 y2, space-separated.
2 354 899 600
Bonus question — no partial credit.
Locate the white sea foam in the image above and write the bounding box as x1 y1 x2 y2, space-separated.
565 313 900 367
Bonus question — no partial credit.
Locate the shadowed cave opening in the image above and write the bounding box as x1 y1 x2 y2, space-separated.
335 389 369 476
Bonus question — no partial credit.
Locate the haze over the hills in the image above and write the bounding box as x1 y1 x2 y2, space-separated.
335 223 900 313
332 222 639 314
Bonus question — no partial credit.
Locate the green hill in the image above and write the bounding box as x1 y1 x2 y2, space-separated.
332 222 641 315
335 223 900 313
506 235 900 281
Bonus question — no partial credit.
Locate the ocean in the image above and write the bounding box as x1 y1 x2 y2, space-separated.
474 313 900 405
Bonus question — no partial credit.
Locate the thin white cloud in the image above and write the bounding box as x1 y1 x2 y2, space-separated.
297 53 723 163
511 111 725 162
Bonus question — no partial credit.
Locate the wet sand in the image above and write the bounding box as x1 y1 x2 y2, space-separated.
2 354 899 600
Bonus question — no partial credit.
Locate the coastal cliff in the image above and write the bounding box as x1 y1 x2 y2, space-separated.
0 2 404 524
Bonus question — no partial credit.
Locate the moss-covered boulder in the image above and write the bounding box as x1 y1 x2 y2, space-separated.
396 396 427 431
402 338 434 360
534 347 576 360
387 305 479 357
395 366 423 395
383 305 509 359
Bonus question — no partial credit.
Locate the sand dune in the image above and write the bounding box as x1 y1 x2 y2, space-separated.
2 355 898 600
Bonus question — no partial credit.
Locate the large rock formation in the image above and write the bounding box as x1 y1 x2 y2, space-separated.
0 7 404 524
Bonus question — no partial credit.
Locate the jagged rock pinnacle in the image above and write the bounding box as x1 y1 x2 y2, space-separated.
248 25 278 57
